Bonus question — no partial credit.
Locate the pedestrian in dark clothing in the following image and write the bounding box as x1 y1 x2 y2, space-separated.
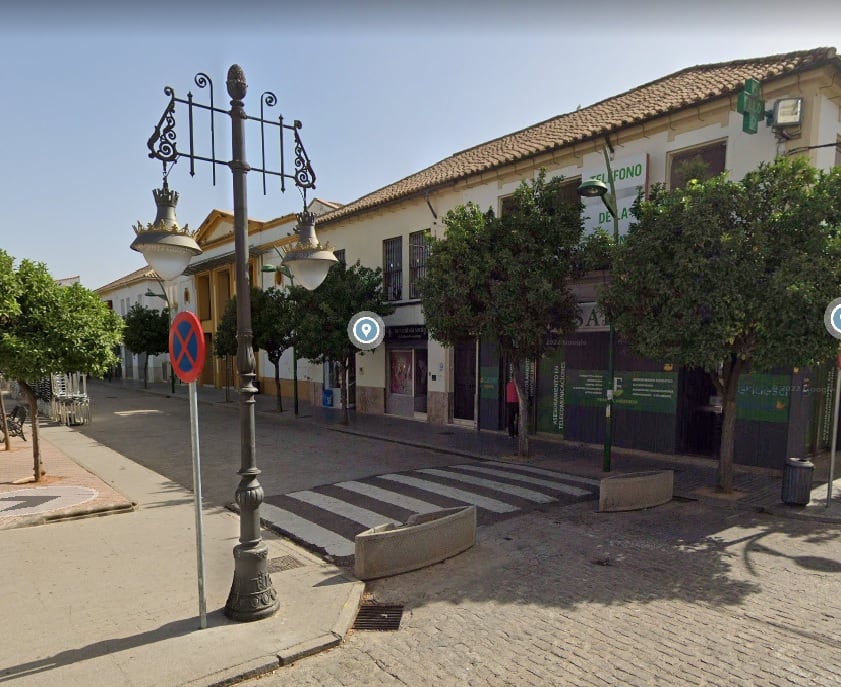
506 378 519 437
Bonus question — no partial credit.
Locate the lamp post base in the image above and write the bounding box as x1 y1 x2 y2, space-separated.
224 542 279 621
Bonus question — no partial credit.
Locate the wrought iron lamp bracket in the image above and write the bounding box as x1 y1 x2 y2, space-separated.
147 73 316 196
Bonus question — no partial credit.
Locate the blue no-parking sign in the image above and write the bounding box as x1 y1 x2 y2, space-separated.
169 311 207 384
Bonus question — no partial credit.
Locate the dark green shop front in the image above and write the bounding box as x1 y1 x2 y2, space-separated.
479 333 823 470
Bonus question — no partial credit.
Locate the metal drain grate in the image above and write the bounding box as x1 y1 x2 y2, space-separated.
267 555 304 573
353 604 404 631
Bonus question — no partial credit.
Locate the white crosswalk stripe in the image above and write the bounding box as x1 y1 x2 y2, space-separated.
287 490 400 528
449 464 592 496
377 473 518 513
416 468 556 502
483 462 601 486
261 465 597 560
335 481 443 514
261 503 356 557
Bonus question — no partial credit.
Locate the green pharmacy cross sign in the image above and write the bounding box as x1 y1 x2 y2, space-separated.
737 78 766 134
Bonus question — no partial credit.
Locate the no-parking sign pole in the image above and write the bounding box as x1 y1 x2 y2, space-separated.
170 311 208 629
822 299 841 509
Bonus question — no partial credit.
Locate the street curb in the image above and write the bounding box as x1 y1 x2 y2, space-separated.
0 501 136 530
759 504 841 524
184 656 281 687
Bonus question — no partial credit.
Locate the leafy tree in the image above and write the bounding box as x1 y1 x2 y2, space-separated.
122 303 169 388
214 289 255 399
253 287 296 412
601 156 841 492
214 287 297 410
575 226 616 273
292 261 394 425
420 171 584 456
0 256 123 480
0 250 21 450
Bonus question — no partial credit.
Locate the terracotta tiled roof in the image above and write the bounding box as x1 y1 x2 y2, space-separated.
319 47 838 226
95 265 158 294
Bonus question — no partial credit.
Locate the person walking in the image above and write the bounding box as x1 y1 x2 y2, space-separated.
506 377 519 437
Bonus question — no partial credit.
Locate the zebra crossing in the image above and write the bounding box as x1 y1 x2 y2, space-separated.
262 461 600 560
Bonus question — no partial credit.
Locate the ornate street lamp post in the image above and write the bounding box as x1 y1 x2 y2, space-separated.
140 65 335 622
577 144 619 473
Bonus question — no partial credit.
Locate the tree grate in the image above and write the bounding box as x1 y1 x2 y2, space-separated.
353 604 404 631
267 555 304 573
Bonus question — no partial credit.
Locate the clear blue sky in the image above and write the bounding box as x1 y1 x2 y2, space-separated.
2 1 840 290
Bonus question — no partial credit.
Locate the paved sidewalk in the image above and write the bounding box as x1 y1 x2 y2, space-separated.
0 424 364 687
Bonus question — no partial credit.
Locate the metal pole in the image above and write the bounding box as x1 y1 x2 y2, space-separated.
602 145 617 473
827 362 841 508
293 346 299 416
223 65 279 621
188 380 207 629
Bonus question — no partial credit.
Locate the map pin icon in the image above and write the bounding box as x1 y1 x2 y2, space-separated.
361 323 372 338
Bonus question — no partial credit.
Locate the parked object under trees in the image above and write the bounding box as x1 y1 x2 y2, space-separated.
600 157 841 493
0 251 123 481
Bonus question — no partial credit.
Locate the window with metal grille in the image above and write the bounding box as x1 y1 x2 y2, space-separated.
409 230 427 299
383 236 402 301
334 249 346 265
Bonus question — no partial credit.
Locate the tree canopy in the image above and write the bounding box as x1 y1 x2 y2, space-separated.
419 171 584 455
123 303 169 388
254 287 296 411
0 253 123 479
292 260 394 425
601 156 841 491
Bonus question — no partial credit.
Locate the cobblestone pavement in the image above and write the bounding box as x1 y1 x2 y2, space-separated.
241 498 841 687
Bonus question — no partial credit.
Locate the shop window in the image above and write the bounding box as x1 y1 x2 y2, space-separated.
390 350 413 395
383 236 403 301
409 230 427 299
669 140 727 189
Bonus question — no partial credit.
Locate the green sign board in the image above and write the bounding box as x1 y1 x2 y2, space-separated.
736 373 790 423
536 349 565 434
613 371 677 414
567 370 677 414
566 369 607 407
479 366 499 400
736 78 765 134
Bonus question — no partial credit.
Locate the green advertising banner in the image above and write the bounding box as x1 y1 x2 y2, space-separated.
536 349 565 434
567 369 677 414
566 369 607 407
479 366 499 400
736 373 791 423
613 371 677 414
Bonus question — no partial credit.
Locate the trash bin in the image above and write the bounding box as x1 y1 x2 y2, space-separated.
322 389 333 407
781 457 815 506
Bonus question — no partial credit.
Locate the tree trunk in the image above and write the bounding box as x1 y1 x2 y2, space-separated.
716 357 744 493
273 360 283 412
513 359 529 458
339 360 349 426
143 354 149 388
0 389 10 451
18 380 43 482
